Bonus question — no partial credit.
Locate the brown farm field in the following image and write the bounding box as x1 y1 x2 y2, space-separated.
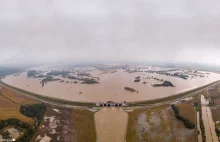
0 95 19 108
168 108 195 142
208 84 220 122
0 108 35 126
0 86 39 104
126 105 177 142
208 85 220 105
126 104 195 142
0 90 35 126
126 108 147 142
176 103 196 124
72 109 96 142
31 106 96 142
211 107 220 122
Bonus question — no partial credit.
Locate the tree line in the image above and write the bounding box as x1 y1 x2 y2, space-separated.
171 104 195 129
0 103 47 142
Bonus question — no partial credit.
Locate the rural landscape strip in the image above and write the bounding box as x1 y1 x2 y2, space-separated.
128 80 220 106
0 80 219 108
0 80 95 107
197 96 206 142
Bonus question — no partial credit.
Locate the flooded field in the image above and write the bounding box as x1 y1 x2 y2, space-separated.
95 108 128 142
201 95 218 142
209 84 220 139
2 65 220 102
126 104 195 142
32 105 96 142
31 105 75 142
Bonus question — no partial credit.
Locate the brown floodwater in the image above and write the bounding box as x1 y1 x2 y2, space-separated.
2 66 220 102
201 95 218 142
94 108 128 142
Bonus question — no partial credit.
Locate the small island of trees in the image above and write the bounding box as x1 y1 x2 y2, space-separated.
77 73 91 77
124 87 139 93
134 76 141 82
41 76 60 86
152 80 174 87
82 78 99 84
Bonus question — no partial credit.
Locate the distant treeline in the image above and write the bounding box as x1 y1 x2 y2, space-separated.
171 104 195 129
77 73 91 77
33 70 100 86
0 67 22 78
146 70 189 80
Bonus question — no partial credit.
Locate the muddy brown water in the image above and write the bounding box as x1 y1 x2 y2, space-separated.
94 108 128 142
2 66 220 102
201 95 218 142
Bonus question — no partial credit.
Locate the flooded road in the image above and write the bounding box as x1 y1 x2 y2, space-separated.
201 95 218 142
94 108 128 142
197 112 202 142
2 66 220 102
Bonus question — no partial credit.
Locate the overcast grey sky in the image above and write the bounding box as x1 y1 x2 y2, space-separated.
0 0 220 66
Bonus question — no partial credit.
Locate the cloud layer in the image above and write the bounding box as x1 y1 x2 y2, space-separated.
1 0 220 66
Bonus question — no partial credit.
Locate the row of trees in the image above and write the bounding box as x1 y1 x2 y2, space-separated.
134 76 141 82
17 103 47 142
194 97 206 142
20 103 47 124
82 79 99 84
215 127 220 138
124 87 138 93
16 103 47 142
171 104 195 129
